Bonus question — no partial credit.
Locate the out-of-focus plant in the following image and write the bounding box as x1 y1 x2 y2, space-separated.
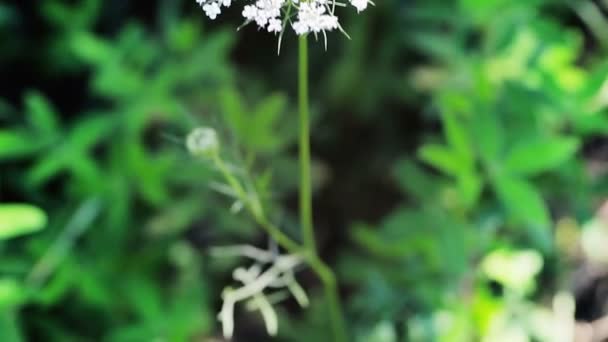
341 0 608 340
0 1 247 340
0 205 47 240
0 204 47 341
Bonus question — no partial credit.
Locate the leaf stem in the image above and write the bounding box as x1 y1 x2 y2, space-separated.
214 154 302 253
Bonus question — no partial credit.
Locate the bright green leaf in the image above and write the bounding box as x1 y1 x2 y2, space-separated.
0 278 25 309
418 144 463 176
503 137 580 176
457 171 483 209
0 204 47 240
0 130 44 160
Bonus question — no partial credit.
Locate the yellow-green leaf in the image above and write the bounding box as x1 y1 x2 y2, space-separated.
0 204 47 240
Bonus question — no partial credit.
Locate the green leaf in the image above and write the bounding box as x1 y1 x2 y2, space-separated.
67 115 114 151
0 278 26 309
503 137 580 176
393 159 442 201
0 130 44 160
573 112 608 136
219 88 287 153
26 150 68 187
25 91 60 135
470 112 503 162
442 111 473 163
493 175 550 227
418 144 463 176
457 171 483 209
0 204 47 240
250 93 286 151
219 87 245 136
69 31 113 66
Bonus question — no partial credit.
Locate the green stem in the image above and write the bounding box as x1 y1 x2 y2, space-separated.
305 254 347 342
214 154 301 253
298 35 315 254
298 34 347 342
214 35 347 341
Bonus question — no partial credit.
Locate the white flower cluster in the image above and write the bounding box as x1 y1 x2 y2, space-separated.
211 245 309 338
195 0 371 37
292 0 339 35
196 0 233 19
242 0 286 33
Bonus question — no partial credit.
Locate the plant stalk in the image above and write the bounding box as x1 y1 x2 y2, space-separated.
298 34 347 342
298 34 315 254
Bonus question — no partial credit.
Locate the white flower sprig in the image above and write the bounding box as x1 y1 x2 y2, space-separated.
211 244 309 338
195 0 373 49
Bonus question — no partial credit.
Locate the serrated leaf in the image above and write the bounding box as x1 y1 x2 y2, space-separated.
503 137 580 176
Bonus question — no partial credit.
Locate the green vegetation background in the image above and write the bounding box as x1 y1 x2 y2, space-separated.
1 0 608 340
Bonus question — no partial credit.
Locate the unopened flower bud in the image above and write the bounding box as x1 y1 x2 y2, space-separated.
186 127 220 158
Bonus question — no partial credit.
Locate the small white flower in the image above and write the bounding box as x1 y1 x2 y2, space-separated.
267 18 282 33
203 2 222 19
242 5 258 20
292 21 308 35
350 0 368 12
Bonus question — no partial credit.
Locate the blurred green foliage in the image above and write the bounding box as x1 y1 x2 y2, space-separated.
1 0 608 341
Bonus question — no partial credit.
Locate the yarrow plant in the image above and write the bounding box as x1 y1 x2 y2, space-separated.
195 0 372 49
190 0 371 340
